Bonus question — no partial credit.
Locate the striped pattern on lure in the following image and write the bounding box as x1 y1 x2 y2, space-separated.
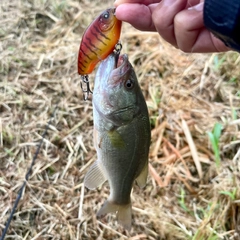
78 8 122 75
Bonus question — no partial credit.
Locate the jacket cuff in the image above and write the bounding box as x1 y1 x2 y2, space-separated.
203 0 240 51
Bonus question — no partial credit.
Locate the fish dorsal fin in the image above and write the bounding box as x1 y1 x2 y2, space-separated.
135 163 148 188
84 161 107 190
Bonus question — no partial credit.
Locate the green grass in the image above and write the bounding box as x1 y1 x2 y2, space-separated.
178 187 190 213
207 123 222 167
213 55 226 70
219 188 237 201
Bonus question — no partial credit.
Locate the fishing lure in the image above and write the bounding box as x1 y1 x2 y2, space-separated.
78 7 122 75
78 8 122 100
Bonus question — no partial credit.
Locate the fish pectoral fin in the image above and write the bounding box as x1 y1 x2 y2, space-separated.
136 163 148 188
107 130 125 149
97 201 132 231
84 161 107 190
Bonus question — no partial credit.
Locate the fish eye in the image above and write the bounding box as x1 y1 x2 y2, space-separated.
125 79 134 90
103 11 110 19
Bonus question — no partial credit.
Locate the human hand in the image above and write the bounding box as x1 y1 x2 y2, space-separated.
114 0 230 53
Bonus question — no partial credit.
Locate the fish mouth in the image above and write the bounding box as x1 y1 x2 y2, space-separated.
109 53 130 85
94 53 130 91
115 53 129 72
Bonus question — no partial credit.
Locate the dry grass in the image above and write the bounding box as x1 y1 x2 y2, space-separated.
1 0 240 239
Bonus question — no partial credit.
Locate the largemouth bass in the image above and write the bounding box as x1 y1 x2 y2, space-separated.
84 53 151 230
78 8 122 75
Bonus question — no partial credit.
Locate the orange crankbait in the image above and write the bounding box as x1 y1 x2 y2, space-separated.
78 8 122 75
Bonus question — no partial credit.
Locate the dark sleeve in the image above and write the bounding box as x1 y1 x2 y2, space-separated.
203 0 240 52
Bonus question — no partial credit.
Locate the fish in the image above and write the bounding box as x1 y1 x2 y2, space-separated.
84 53 151 230
78 8 122 75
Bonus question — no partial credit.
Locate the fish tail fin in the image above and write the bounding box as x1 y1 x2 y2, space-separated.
117 203 132 230
97 200 132 230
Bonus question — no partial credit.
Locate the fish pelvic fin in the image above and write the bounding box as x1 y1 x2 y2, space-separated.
84 160 107 190
97 200 132 231
136 162 148 188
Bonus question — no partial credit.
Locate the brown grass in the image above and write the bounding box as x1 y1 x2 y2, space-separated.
1 0 240 239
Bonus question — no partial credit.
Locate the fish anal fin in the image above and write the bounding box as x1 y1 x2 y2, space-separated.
136 163 148 188
84 161 107 190
97 200 132 231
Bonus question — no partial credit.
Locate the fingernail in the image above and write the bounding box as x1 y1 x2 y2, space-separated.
188 2 204 11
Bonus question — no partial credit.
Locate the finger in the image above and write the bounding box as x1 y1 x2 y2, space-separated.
174 3 204 51
114 0 159 7
175 3 229 52
115 3 156 31
151 0 188 47
187 0 202 7
192 30 231 52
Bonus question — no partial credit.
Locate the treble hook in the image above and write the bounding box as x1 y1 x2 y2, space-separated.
80 75 93 101
113 41 122 66
80 42 122 101
114 41 122 55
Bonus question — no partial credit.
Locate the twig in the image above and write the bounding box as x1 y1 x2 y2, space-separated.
148 163 165 187
163 137 193 180
233 148 240 164
181 119 203 179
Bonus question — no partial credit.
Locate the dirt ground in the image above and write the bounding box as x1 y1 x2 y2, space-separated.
1 0 240 239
